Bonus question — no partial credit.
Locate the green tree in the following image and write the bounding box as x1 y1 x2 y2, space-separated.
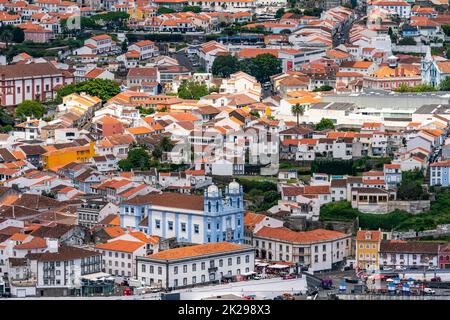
152 137 174 160
243 53 282 83
291 103 304 126
395 83 437 92
442 24 450 37
177 80 209 99
56 79 120 103
398 37 416 45
1 125 13 133
182 5 201 13
313 85 333 92
263 190 279 203
0 108 13 127
249 110 260 118
211 55 241 78
303 8 323 17
121 40 128 52
395 83 410 92
275 8 285 19
397 169 428 200
315 118 335 131
0 25 24 44
440 77 450 91
159 136 174 152
15 100 46 120
157 6 175 14
0 29 13 49
118 147 151 171
91 12 130 29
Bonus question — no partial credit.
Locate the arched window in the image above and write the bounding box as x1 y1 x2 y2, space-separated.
216 201 219 211
208 201 211 212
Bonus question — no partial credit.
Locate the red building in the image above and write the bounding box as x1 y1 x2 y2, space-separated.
439 244 450 269
94 115 125 139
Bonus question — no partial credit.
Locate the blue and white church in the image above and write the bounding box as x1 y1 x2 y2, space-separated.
120 181 245 244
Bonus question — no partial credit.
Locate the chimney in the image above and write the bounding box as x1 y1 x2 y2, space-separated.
46 239 59 253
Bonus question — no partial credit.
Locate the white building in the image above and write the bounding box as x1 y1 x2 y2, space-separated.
379 241 440 269
136 242 255 288
128 40 157 60
35 244 102 297
0 62 73 107
369 1 411 19
95 239 147 279
253 227 351 272
219 71 261 100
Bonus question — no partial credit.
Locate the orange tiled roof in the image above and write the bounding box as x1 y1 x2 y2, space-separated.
356 230 381 242
103 226 126 238
9 233 28 241
145 242 247 260
14 236 47 249
95 239 145 253
244 211 266 229
256 227 347 244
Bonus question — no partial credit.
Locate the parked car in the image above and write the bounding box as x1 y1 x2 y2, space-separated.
431 277 442 282
342 266 353 271
273 295 283 300
344 277 358 284
424 288 436 295
383 267 393 271
282 274 296 280
253 274 264 280
282 293 295 300
123 287 133 296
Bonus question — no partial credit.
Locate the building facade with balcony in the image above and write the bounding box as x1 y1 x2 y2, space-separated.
35 245 102 297
136 242 254 289
253 227 351 272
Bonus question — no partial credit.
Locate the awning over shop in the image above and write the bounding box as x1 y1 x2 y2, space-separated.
268 264 290 269
256 263 269 267
80 272 111 280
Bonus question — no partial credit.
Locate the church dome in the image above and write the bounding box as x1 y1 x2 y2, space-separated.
207 184 219 195
229 180 240 191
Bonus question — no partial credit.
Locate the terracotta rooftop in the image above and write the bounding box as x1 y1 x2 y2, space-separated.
145 242 250 261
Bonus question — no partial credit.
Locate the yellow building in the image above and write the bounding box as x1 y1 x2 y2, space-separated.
59 93 102 116
355 229 382 271
128 6 155 21
43 142 95 171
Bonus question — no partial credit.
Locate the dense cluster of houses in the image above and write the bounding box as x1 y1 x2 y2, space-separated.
0 0 449 299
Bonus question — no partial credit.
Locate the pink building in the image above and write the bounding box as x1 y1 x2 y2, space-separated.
439 244 450 269
24 27 54 43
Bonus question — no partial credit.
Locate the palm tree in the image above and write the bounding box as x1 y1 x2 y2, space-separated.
291 103 304 127
159 136 174 152
0 30 13 49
